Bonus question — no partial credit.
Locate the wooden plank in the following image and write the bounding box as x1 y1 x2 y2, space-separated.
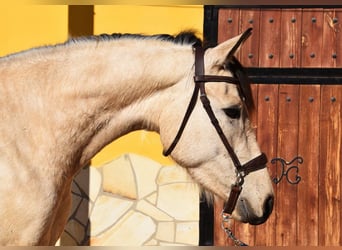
301 9 324 68
319 85 342 246
239 8 261 67
321 9 340 67
318 8 342 246
297 85 320 246
336 10 342 246
249 8 280 247
258 9 281 68
291 8 321 246
254 84 279 246
273 9 301 246
275 84 300 246
217 8 240 44
279 9 302 68
334 9 342 67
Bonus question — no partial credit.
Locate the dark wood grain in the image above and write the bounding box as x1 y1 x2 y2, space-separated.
213 7 342 246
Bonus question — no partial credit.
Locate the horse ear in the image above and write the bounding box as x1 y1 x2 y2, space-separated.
205 28 255 111
206 28 252 67
226 28 252 58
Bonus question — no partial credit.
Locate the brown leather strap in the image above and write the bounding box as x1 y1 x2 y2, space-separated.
194 46 268 216
164 43 268 215
163 46 240 156
195 46 243 169
223 184 243 214
194 75 239 84
198 82 243 169
163 83 200 156
237 152 268 177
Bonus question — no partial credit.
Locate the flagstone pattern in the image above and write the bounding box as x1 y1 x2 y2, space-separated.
58 153 199 246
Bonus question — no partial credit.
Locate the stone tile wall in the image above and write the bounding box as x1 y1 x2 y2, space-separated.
58 153 199 246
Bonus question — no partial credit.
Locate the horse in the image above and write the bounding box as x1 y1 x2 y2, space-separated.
0 29 274 245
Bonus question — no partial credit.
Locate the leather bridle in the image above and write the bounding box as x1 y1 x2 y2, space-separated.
163 33 268 216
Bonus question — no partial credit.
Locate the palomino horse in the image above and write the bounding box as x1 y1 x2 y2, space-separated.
0 29 274 245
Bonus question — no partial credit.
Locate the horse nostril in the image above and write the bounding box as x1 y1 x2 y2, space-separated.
247 195 274 225
263 195 274 218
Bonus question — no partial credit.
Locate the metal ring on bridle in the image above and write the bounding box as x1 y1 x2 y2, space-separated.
235 170 245 186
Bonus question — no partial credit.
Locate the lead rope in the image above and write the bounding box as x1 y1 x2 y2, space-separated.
221 212 248 246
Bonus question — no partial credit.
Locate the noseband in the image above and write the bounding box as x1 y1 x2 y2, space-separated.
163 45 268 217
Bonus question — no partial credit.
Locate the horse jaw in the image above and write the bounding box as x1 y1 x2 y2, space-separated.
159 98 274 225
159 95 274 225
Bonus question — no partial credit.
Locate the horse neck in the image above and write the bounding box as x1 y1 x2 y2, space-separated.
39 40 194 169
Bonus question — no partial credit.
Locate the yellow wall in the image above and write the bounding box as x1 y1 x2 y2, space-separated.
0 4 67 56
94 5 203 35
91 5 203 166
0 4 204 167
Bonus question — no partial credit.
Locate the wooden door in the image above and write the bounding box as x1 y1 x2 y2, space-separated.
212 7 342 246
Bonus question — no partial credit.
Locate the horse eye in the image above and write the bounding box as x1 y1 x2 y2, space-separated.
223 105 241 119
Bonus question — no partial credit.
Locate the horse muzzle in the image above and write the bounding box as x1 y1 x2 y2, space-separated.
236 194 274 225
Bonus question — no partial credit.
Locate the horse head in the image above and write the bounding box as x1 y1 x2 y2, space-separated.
159 29 274 225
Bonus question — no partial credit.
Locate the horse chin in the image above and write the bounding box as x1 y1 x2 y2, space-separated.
235 195 274 225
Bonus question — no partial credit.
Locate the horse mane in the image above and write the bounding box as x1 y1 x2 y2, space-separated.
68 31 255 111
67 31 203 47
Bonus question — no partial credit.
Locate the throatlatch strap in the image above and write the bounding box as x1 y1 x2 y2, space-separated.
163 83 200 156
164 46 243 157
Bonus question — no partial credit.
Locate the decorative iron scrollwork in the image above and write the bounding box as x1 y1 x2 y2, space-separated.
271 156 303 185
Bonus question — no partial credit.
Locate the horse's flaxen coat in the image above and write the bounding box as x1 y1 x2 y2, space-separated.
0 32 273 245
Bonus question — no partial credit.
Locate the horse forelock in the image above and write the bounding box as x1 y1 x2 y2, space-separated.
225 56 254 112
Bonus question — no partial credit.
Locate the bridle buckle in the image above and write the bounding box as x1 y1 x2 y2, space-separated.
235 170 245 186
